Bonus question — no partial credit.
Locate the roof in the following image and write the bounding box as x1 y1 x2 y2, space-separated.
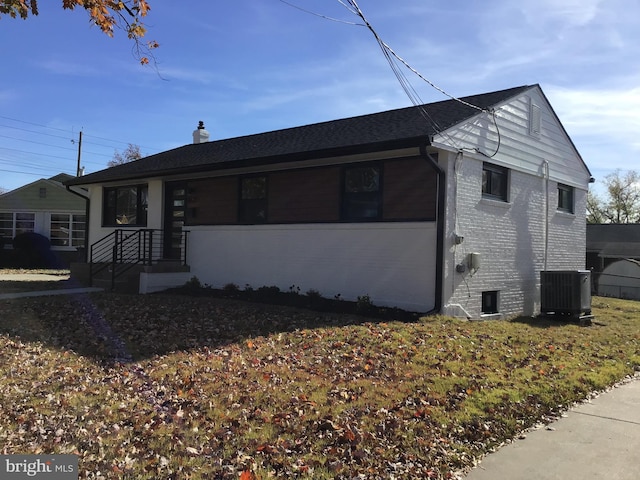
0 174 85 211
587 224 640 258
66 85 534 186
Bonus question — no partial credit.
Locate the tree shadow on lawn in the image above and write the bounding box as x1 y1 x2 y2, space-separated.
0 290 424 364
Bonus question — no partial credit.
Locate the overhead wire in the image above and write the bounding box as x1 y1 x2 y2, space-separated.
0 114 164 184
278 0 363 25
280 0 502 156
344 0 484 112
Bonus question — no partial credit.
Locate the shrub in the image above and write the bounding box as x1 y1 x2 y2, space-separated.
223 283 240 293
305 289 322 299
183 276 202 290
356 294 374 313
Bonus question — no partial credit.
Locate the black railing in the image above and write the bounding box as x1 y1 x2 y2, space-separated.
89 229 189 289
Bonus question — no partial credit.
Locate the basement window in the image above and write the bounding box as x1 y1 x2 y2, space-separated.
557 183 574 214
481 291 499 315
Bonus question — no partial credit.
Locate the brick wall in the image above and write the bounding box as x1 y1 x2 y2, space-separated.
441 152 587 318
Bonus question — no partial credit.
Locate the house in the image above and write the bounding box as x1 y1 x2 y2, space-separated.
586 223 640 298
586 223 640 271
0 174 87 266
598 259 640 300
65 85 592 318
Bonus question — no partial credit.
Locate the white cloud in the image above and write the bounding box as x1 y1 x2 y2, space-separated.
546 84 640 149
37 59 104 77
519 0 604 26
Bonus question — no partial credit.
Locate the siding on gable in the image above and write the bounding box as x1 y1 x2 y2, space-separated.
0 181 85 212
434 87 590 190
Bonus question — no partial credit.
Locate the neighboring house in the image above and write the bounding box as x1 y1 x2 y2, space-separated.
65 84 592 318
586 223 640 298
0 174 87 261
598 259 640 300
586 223 640 271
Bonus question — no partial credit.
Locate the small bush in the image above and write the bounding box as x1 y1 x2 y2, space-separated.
306 289 322 299
223 283 240 293
256 285 281 299
356 294 374 313
183 276 202 290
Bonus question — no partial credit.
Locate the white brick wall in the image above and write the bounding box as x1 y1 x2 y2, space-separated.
441 151 587 318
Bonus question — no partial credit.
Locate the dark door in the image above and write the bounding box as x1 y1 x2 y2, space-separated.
163 182 187 260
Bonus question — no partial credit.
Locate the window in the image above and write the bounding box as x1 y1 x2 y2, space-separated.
0 212 35 239
239 176 267 223
39 187 47 198
50 214 86 247
557 184 574 214
103 185 148 226
482 163 509 201
482 291 499 315
342 164 381 220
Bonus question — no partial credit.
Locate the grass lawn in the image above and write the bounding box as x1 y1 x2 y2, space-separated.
1 290 639 479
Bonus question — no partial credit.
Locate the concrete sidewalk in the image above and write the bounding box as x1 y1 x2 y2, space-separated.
0 273 102 300
465 376 640 480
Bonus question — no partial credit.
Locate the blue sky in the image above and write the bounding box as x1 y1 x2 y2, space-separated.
0 0 638 195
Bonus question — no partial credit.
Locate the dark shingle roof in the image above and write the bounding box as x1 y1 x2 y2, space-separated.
66 85 533 186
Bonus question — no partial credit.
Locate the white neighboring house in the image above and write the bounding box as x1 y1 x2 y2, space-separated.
65 85 592 318
0 174 86 254
598 259 640 300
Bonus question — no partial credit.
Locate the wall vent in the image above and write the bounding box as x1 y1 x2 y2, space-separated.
540 270 592 319
530 103 541 136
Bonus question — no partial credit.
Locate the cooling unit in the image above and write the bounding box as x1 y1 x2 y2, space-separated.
540 270 593 321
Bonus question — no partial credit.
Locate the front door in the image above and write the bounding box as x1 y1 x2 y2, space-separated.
163 182 187 260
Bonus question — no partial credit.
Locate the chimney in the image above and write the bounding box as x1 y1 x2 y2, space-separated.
192 120 210 144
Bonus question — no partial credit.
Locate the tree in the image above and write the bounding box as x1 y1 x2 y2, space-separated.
586 190 606 224
109 143 142 167
0 1 158 64
588 169 640 224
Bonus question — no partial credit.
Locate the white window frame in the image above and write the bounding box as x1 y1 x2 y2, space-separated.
49 213 86 248
0 212 36 240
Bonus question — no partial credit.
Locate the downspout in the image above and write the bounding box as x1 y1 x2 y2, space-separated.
542 161 549 272
420 144 445 315
66 185 90 263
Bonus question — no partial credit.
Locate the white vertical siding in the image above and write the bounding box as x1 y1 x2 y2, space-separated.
187 222 438 312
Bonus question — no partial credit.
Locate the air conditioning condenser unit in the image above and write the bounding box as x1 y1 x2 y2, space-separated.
540 270 593 323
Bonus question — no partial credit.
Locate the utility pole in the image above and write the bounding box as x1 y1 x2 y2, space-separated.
76 130 83 177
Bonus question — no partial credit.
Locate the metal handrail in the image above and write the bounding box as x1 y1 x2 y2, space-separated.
89 229 189 289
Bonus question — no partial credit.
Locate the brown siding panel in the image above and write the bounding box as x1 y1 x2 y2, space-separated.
383 157 437 220
183 158 436 225
269 167 341 223
187 177 237 224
